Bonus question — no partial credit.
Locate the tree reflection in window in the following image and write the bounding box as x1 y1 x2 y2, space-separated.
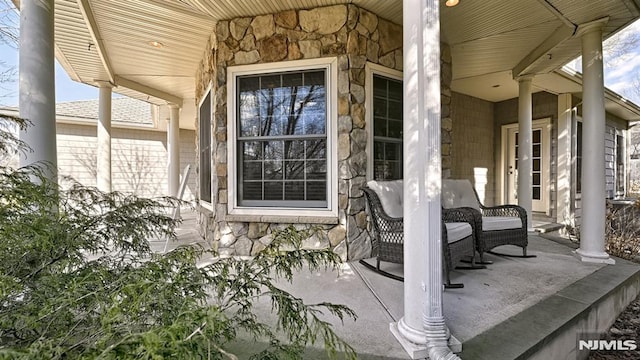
237 70 327 207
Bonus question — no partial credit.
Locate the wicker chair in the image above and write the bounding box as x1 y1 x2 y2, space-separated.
361 180 476 288
442 179 532 263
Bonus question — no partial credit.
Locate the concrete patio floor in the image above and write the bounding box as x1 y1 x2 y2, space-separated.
151 211 640 359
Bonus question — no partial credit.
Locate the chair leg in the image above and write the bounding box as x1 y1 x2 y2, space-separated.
487 246 536 258
476 250 493 265
444 264 464 289
456 254 487 270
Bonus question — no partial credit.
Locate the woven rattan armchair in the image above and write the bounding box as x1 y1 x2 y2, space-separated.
442 179 531 263
361 180 476 288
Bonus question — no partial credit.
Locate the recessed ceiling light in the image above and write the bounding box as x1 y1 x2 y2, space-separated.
149 41 164 48
445 0 459 7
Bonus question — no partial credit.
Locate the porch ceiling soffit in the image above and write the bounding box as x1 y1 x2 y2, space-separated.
52 0 213 108
177 0 404 25
449 0 640 102
514 0 640 77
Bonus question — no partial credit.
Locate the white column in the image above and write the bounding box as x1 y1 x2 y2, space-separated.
393 1 459 359
167 104 181 197
19 0 57 179
96 82 112 192
517 76 533 230
557 94 573 225
575 20 614 264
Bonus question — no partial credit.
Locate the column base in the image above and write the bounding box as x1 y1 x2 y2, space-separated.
390 321 462 359
573 249 615 264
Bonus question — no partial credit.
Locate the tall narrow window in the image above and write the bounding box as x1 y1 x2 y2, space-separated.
576 121 582 194
616 134 624 196
236 69 327 207
199 91 212 203
372 74 403 180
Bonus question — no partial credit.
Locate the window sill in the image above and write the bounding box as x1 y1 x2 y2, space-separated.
225 214 339 225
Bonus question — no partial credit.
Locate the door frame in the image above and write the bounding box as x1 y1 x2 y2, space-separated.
499 117 551 215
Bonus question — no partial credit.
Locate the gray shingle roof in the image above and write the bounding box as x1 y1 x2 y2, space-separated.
55 97 153 126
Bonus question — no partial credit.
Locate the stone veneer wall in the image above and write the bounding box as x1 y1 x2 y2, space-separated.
194 4 452 260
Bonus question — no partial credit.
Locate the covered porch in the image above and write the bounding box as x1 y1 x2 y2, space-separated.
15 0 640 358
155 210 640 359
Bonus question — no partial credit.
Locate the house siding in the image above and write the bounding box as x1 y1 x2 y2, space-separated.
450 92 495 205
56 123 197 200
193 4 453 259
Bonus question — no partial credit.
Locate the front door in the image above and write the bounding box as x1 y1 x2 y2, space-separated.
503 119 550 213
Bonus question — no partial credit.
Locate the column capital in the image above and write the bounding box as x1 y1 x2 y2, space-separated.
95 80 114 88
515 74 534 83
167 102 181 109
576 17 609 37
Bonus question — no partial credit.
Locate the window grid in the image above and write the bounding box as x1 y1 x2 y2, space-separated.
237 69 328 207
199 91 212 203
372 74 403 181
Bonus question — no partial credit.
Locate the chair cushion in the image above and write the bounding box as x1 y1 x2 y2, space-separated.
445 222 472 244
367 180 404 218
482 216 522 231
442 179 481 211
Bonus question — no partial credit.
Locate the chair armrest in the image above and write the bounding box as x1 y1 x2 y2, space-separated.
481 204 527 220
362 187 404 233
442 207 475 225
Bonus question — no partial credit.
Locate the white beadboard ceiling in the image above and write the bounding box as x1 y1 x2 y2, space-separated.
29 0 640 127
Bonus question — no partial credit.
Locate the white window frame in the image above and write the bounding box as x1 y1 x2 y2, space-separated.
365 62 403 180
227 57 338 218
198 83 214 210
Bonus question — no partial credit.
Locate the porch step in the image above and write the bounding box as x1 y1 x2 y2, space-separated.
534 222 564 234
460 258 640 360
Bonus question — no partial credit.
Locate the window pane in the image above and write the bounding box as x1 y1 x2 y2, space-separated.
533 129 541 143
284 140 305 160
243 162 262 180
533 144 541 157
388 80 402 100
533 159 540 171
372 74 403 181
243 182 262 200
242 141 263 161
307 181 326 201
264 182 284 200
264 160 282 180
533 173 540 186
373 76 387 98
199 91 212 203
388 100 402 120
373 98 387 118
285 182 305 200
306 160 326 180
307 139 326 159
261 74 281 89
388 120 402 138
285 160 305 179
236 69 328 207
385 142 401 160
374 117 387 137
282 72 303 87
264 141 283 160
533 186 541 200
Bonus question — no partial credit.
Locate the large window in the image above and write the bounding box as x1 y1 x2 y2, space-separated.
228 58 337 217
367 64 403 181
199 90 212 203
